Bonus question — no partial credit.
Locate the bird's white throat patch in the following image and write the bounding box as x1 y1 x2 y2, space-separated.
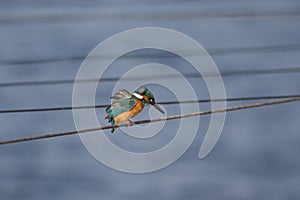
132 92 143 100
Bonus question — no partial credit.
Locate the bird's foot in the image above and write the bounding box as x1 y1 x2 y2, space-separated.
125 120 135 126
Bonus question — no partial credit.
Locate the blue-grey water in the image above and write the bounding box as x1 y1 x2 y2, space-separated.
1 0 300 199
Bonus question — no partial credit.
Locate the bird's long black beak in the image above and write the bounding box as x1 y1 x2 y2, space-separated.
152 104 165 114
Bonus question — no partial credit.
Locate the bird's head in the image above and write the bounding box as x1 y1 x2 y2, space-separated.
133 86 154 104
132 86 164 114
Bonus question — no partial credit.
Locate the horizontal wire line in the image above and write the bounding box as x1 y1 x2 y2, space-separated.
1 94 300 114
1 97 299 145
1 9 300 24
1 67 300 88
1 43 300 66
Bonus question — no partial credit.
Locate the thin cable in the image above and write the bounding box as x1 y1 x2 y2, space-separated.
1 9 300 24
0 97 299 145
1 94 300 114
1 43 300 66
1 67 300 88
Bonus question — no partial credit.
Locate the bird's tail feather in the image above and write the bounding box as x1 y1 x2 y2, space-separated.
106 117 116 133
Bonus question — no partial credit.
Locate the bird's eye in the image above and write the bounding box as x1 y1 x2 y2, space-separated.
149 98 155 105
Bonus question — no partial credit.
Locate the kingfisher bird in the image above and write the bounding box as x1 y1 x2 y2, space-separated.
105 86 165 133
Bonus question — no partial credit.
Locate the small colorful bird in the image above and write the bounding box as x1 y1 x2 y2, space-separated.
105 86 165 133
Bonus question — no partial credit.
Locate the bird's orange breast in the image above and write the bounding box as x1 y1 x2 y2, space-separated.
129 99 145 118
113 99 144 124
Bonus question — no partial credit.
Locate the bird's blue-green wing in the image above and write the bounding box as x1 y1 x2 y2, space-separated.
110 89 131 100
106 98 137 117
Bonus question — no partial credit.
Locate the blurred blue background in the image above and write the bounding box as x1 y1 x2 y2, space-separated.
0 0 300 199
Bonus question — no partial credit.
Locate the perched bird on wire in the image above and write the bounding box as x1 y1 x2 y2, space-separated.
105 86 165 133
